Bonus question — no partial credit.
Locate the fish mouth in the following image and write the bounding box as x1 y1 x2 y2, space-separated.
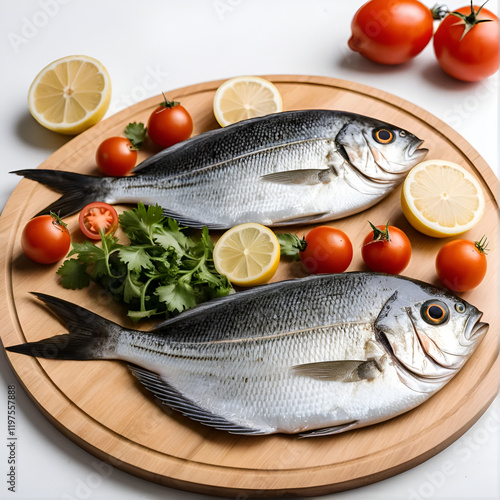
464 310 489 343
405 139 428 163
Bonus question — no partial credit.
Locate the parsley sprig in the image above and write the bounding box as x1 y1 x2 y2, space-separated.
57 203 232 321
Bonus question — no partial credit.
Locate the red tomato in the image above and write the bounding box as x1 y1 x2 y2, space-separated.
361 222 411 274
435 237 488 291
147 95 193 148
348 0 434 65
96 137 137 176
79 202 119 240
433 4 499 82
300 226 353 274
21 214 71 264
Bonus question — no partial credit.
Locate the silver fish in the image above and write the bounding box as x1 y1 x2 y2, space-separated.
6 273 487 437
14 110 428 229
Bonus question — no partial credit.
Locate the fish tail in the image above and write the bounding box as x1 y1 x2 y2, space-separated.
5 293 119 361
12 169 111 218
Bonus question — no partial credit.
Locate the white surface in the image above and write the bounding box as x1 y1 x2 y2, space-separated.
1 1 499 499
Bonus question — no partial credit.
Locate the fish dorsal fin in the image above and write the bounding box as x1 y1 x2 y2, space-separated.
298 420 358 438
261 168 335 185
292 359 382 382
128 365 268 435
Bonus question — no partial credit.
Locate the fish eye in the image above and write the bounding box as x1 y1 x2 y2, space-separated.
373 128 394 144
421 300 449 325
455 303 466 313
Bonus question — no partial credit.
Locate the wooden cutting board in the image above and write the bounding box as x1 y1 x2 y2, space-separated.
1 75 498 497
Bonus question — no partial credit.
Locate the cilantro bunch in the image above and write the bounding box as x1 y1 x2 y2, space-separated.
57 203 233 321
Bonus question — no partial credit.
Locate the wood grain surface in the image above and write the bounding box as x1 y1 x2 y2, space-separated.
0 75 498 497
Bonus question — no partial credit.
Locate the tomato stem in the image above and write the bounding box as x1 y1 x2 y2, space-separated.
369 221 391 243
475 235 489 254
49 211 68 229
159 92 180 108
448 0 493 40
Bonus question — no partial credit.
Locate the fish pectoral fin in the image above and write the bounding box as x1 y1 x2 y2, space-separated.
292 359 382 382
128 365 268 435
298 421 358 438
160 208 227 230
272 212 331 226
261 168 334 185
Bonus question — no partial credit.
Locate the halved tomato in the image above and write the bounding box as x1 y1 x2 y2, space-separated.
79 202 119 240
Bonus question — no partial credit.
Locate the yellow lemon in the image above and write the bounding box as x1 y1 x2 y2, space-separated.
213 76 283 127
28 55 111 135
401 159 485 238
213 223 281 287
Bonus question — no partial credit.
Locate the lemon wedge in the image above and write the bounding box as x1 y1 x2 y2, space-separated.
213 223 281 287
213 76 283 127
28 55 111 135
401 159 485 238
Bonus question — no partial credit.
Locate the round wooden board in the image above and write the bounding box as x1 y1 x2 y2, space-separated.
1 75 498 497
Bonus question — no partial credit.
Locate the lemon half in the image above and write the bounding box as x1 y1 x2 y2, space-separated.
213 76 283 127
28 55 111 135
213 223 280 287
401 159 485 238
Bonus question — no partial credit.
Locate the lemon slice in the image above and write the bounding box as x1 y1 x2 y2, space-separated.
213 76 283 127
213 223 281 287
401 159 485 238
28 55 111 135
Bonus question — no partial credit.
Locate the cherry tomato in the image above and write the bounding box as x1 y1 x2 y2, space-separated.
361 222 411 274
79 202 119 240
435 237 488 291
300 226 353 274
21 213 71 264
348 0 434 65
433 4 499 82
147 95 193 148
96 137 137 176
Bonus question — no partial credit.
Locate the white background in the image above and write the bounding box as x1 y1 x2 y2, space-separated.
1 1 499 499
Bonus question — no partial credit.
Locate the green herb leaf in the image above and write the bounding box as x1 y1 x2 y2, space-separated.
57 259 91 289
123 271 144 303
124 122 147 149
119 203 165 244
156 282 197 314
277 233 306 260
128 308 158 321
119 245 154 273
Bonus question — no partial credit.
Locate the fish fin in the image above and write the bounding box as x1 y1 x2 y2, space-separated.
160 208 228 230
129 366 269 435
261 168 334 185
292 359 382 382
5 292 117 360
11 169 111 218
272 212 330 226
298 421 358 438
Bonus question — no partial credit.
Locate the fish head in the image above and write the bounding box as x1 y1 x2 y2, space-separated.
374 283 488 390
335 116 428 184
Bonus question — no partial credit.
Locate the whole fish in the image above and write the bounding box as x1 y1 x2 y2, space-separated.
6 273 487 437
14 110 428 229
